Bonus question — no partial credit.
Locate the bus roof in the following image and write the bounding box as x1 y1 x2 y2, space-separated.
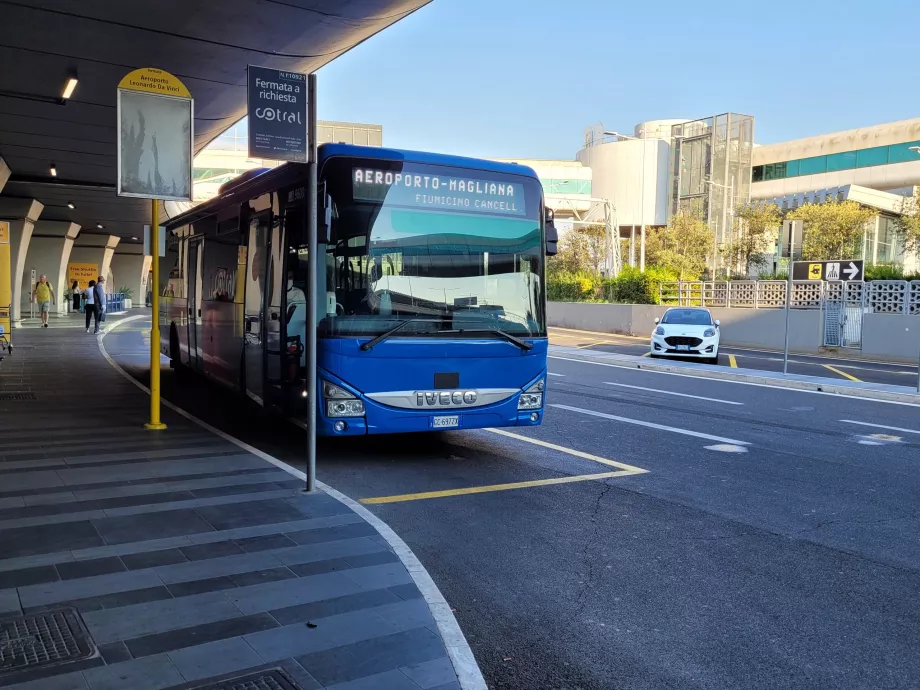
166 144 541 229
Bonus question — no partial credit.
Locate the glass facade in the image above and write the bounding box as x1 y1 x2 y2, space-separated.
207 119 384 153
669 113 755 272
541 179 591 195
753 140 920 181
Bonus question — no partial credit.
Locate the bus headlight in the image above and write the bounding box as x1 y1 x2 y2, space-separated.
518 379 545 410
327 399 365 417
323 381 365 417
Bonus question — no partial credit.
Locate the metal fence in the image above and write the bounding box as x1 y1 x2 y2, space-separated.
660 280 920 314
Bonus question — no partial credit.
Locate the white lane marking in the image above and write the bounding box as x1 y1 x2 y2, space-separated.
705 444 748 453
547 372 565 377
548 355 920 409
550 404 750 445
840 420 920 435
484 428 648 474
604 381 742 406
98 319 487 690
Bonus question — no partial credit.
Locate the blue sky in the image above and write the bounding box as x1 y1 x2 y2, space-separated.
317 0 919 160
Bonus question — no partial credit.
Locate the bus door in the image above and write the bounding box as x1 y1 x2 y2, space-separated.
243 210 270 404
263 211 286 410
186 236 204 371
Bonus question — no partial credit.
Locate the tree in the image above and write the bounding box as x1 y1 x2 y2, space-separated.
547 224 610 278
786 200 876 260
893 188 920 259
727 203 782 277
645 211 714 280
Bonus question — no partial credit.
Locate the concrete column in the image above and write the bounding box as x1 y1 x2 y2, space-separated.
0 197 45 326
109 243 152 308
25 221 80 316
70 233 121 294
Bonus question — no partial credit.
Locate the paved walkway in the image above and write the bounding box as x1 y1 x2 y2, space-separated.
0 325 467 690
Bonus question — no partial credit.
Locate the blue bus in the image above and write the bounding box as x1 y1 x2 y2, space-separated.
159 144 555 435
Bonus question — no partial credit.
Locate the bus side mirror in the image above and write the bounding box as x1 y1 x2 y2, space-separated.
319 190 333 244
544 208 558 256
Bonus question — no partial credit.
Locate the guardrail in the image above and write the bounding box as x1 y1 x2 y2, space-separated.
660 280 920 313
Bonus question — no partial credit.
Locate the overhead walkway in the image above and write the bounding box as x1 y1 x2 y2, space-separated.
0 324 469 690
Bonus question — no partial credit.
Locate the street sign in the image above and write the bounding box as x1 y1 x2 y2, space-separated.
792 260 863 282
117 68 193 201
247 66 308 163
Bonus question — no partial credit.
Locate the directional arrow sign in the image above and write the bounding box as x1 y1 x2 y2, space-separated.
792 259 863 281
843 261 860 280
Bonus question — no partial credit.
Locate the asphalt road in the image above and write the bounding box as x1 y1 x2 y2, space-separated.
104 320 920 690
549 326 920 389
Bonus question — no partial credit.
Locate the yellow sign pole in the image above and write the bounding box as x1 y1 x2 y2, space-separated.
0 221 11 349
145 201 167 431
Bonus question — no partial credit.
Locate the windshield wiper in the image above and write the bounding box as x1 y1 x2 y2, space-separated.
360 318 425 351
437 328 533 352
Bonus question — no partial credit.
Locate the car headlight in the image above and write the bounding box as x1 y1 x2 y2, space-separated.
327 399 366 417
323 380 365 417
703 328 716 338
655 326 665 336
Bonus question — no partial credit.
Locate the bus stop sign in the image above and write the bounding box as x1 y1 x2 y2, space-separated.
792 260 863 281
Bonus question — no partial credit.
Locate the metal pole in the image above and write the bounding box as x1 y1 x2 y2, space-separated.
639 138 646 273
146 200 166 430
305 72 318 492
783 264 793 375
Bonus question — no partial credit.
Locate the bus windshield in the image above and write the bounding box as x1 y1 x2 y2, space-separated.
319 158 545 338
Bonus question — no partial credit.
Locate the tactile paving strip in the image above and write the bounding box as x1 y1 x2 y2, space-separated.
0 608 96 674
184 669 302 690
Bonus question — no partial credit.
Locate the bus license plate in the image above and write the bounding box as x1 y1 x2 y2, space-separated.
431 415 459 429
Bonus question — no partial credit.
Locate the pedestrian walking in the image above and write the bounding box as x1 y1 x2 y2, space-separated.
93 276 107 334
84 280 98 333
70 280 82 313
33 274 55 328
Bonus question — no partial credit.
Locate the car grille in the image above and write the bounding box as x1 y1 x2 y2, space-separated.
665 336 702 347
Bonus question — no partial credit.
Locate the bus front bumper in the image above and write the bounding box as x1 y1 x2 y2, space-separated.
319 395 544 436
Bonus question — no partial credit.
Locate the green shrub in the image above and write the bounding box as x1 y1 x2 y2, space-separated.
547 266 676 304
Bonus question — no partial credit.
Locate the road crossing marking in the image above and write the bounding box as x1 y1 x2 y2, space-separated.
550 404 750 445
839 420 920 435
604 381 743 405
823 364 861 382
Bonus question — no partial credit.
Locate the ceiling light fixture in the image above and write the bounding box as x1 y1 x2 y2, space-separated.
67 202 75 209
61 74 78 100
131 236 138 241
96 223 103 229
50 164 57 177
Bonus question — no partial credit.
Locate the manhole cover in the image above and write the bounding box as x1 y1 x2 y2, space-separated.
0 608 96 674
183 669 303 690
0 392 36 401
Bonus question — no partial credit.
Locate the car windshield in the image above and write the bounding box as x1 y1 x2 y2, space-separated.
662 309 712 326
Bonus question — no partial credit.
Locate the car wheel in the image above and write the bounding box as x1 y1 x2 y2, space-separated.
708 356 719 365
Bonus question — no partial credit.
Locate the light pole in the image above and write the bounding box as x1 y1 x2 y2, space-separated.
603 130 648 272
912 147 920 392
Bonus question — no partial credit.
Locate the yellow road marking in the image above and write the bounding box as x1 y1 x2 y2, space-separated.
550 326 646 342
360 471 637 504
823 364 861 382
728 354 738 368
360 429 648 505
576 340 611 349
642 352 651 357
485 428 648 473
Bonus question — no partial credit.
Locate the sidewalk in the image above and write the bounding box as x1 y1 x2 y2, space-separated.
0 325 476 690
550 344 920 405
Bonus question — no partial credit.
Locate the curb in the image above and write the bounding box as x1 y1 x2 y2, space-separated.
98 317 488 690
550 346 920 406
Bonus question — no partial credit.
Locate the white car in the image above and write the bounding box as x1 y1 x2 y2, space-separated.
650 307 720 365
